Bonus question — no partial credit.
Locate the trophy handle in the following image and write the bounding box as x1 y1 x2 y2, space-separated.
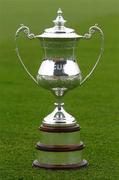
15 24 38 85
80 24 104 85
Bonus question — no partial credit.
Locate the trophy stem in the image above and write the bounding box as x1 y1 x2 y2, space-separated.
55 94 64 111
40 87 77 127
52 87 67 97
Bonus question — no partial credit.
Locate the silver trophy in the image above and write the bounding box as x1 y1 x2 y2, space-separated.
15 9 104 170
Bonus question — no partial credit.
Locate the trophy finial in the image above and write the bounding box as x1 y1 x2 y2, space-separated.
57 8 62 15
53 8 66 28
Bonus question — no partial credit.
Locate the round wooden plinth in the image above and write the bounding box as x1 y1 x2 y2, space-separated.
34 123 88 170
40 124 80 133
32 159 88 170
36 141 85 152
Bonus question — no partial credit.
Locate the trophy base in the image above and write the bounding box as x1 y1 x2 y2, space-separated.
32 159 88 170
33 123 88 170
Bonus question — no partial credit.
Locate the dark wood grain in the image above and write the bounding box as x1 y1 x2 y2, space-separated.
32 159 88 170
36 141 85 152
39 124 80 133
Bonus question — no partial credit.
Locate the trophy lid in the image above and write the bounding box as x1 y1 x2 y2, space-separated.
37 8 82 39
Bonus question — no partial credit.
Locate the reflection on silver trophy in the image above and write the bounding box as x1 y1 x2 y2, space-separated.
15 9 104 170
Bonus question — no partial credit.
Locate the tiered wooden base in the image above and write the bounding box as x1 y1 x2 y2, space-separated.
32 124 88 170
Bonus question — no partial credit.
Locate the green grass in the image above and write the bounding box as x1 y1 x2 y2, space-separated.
0 0 119 179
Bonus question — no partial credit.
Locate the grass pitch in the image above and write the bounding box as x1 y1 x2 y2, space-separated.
0 0 119 179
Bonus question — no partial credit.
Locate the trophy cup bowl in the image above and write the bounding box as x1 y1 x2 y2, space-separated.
15 8 104 169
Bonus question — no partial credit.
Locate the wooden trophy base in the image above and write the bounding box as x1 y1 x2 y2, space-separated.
33 124 88 170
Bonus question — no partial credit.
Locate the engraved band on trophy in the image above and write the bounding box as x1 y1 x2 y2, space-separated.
15 8 104 170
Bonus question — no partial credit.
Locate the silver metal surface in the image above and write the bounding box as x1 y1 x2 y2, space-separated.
37 150 82 165
36 8 81 39
81 24 104 84
40 131 80 145
37 59 82 92
43 103 76 127
15 8 104 127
